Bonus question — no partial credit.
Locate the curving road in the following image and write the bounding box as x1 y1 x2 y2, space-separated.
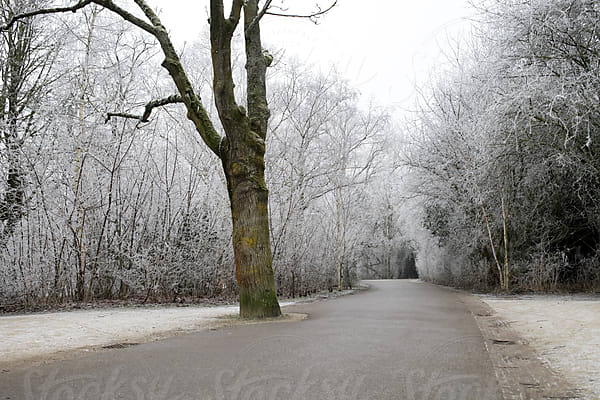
1 280 502 399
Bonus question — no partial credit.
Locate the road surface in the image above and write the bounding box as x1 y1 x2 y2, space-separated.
1 280 502 399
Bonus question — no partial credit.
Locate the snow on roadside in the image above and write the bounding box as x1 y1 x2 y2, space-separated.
481 295 600 399
0 303 289 365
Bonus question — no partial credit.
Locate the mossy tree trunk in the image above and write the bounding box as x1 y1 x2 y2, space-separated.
209 0 280 318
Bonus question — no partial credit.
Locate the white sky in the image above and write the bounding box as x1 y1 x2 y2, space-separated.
150 0 475 111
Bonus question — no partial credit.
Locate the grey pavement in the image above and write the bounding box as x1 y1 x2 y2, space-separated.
1 280 502 399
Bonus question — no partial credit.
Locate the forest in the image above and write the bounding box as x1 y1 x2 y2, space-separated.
0 0 598 311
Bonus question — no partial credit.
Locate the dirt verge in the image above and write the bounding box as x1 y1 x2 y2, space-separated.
458 293 582 400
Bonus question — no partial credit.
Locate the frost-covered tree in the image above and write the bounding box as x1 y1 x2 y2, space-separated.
0 0 60 244
406 0 600 291
266 62 390 293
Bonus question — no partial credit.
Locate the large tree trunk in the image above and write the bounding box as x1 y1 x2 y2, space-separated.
221 135 280 318
210 0 281 318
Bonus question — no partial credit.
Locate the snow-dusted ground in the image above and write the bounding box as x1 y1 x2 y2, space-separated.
481 295 600 399
0 303 292 365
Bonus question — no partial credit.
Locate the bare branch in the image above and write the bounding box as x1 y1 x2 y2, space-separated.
245 0 273 33
228 0 244 31
0 0 157 35
0 0 93 31
264 1 337 21
246 0 336 33
92 0 156 34
104 112 143 123
105 94 183 123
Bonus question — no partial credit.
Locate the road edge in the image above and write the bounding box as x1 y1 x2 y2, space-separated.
457 292 582 399
0 286 370 371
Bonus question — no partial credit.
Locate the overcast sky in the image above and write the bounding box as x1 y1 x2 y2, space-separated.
151 0 475 110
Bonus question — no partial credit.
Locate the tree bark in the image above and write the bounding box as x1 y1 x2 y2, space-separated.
221 138 280 317
210 0 280 318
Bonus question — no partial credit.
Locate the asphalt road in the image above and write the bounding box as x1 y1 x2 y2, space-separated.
1 280 502 399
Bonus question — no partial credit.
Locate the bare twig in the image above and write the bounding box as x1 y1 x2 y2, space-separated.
265 1 337 20
105 94 183 123
246 0 336 33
